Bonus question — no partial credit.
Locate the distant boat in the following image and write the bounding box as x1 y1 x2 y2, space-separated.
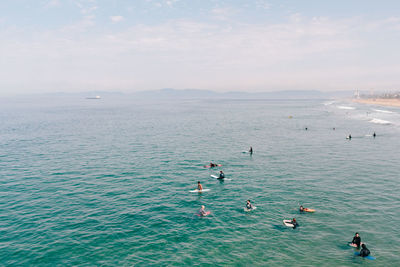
86 96 101 99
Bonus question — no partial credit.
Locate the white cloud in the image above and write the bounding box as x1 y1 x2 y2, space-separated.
1 16 400 94
210 7 238 21
110 16 124 23
43 0 61 9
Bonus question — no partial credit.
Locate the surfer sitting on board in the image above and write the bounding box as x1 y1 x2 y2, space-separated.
359 244 370 257
299 205 304 212
246 200 253 210
249 146 253 154
197 181 203 191
291 218 298 229
351 233 361 248
199 205 207 216
218 170 225 179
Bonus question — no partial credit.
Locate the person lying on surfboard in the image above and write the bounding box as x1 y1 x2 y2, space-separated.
246 200 253 210
197 181 203 191
299 205 304 212
351 233 361 248
218 170 225 179
204 162 220 168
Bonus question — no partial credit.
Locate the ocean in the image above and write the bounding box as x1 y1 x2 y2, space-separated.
0 96 399 266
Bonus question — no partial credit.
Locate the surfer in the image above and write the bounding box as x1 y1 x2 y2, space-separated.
291 218 298 229
359 244 370 257
218 170 225 179
246 200 253 210
347 134 352 140
299 205 304 212
305 127 308 130
210 162 216 168
199 205 207 216
197 181 203 191
351 233 361 248
249 146 253 154
373 132 376 138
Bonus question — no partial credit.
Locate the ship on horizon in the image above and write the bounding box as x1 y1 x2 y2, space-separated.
86 95 101 99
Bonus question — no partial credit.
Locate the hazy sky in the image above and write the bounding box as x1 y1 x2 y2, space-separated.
1 0 400 95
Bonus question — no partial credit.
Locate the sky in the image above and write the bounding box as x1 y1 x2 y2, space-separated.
1 0 400 95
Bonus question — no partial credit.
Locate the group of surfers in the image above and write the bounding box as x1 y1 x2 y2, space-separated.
350 232 371 257
197 146 373 259
304 126 377 140
346 132 376 140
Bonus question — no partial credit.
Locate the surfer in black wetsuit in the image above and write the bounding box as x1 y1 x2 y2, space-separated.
373 132 376 138
218 170 225 179
359 244 370 257
291 218 298 229
351 233 361 248
299 205 304 212
246 200 253 210
348 134 352 140
210 162 216 168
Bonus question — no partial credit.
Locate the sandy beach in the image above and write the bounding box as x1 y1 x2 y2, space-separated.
353 98 400 107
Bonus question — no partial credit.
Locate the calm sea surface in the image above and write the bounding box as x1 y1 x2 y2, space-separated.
0 96 399 266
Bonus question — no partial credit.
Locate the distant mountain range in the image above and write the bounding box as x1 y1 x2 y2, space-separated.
132 88 353 99
32 88 353 100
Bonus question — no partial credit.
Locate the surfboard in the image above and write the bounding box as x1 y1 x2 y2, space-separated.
189 189 211 193
196 211 211 217
244 206 257 212
210 175 231 180
303 208 315 213
283 219 295 227
354 252 375 260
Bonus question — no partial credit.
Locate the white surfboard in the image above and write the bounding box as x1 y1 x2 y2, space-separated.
189 189 211 193
283 219 294 227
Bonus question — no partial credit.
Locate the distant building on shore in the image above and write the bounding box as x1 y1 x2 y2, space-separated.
357 90 400 99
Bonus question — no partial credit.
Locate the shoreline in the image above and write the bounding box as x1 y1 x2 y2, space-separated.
352 98 400 108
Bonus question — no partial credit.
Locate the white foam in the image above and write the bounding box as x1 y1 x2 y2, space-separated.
337 106 355 110
370 118 391 125
323 101 335 106
372 109 394 114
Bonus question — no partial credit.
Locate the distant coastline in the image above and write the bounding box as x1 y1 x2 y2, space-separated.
353 98 400 107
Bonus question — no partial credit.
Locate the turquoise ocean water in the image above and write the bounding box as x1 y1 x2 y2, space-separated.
0 97 399 266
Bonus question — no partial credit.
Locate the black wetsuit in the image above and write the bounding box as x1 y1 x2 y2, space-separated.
246 203 253 210
218 173 225 179
352 236 361 248
291 221 298 229
360 247 370 257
